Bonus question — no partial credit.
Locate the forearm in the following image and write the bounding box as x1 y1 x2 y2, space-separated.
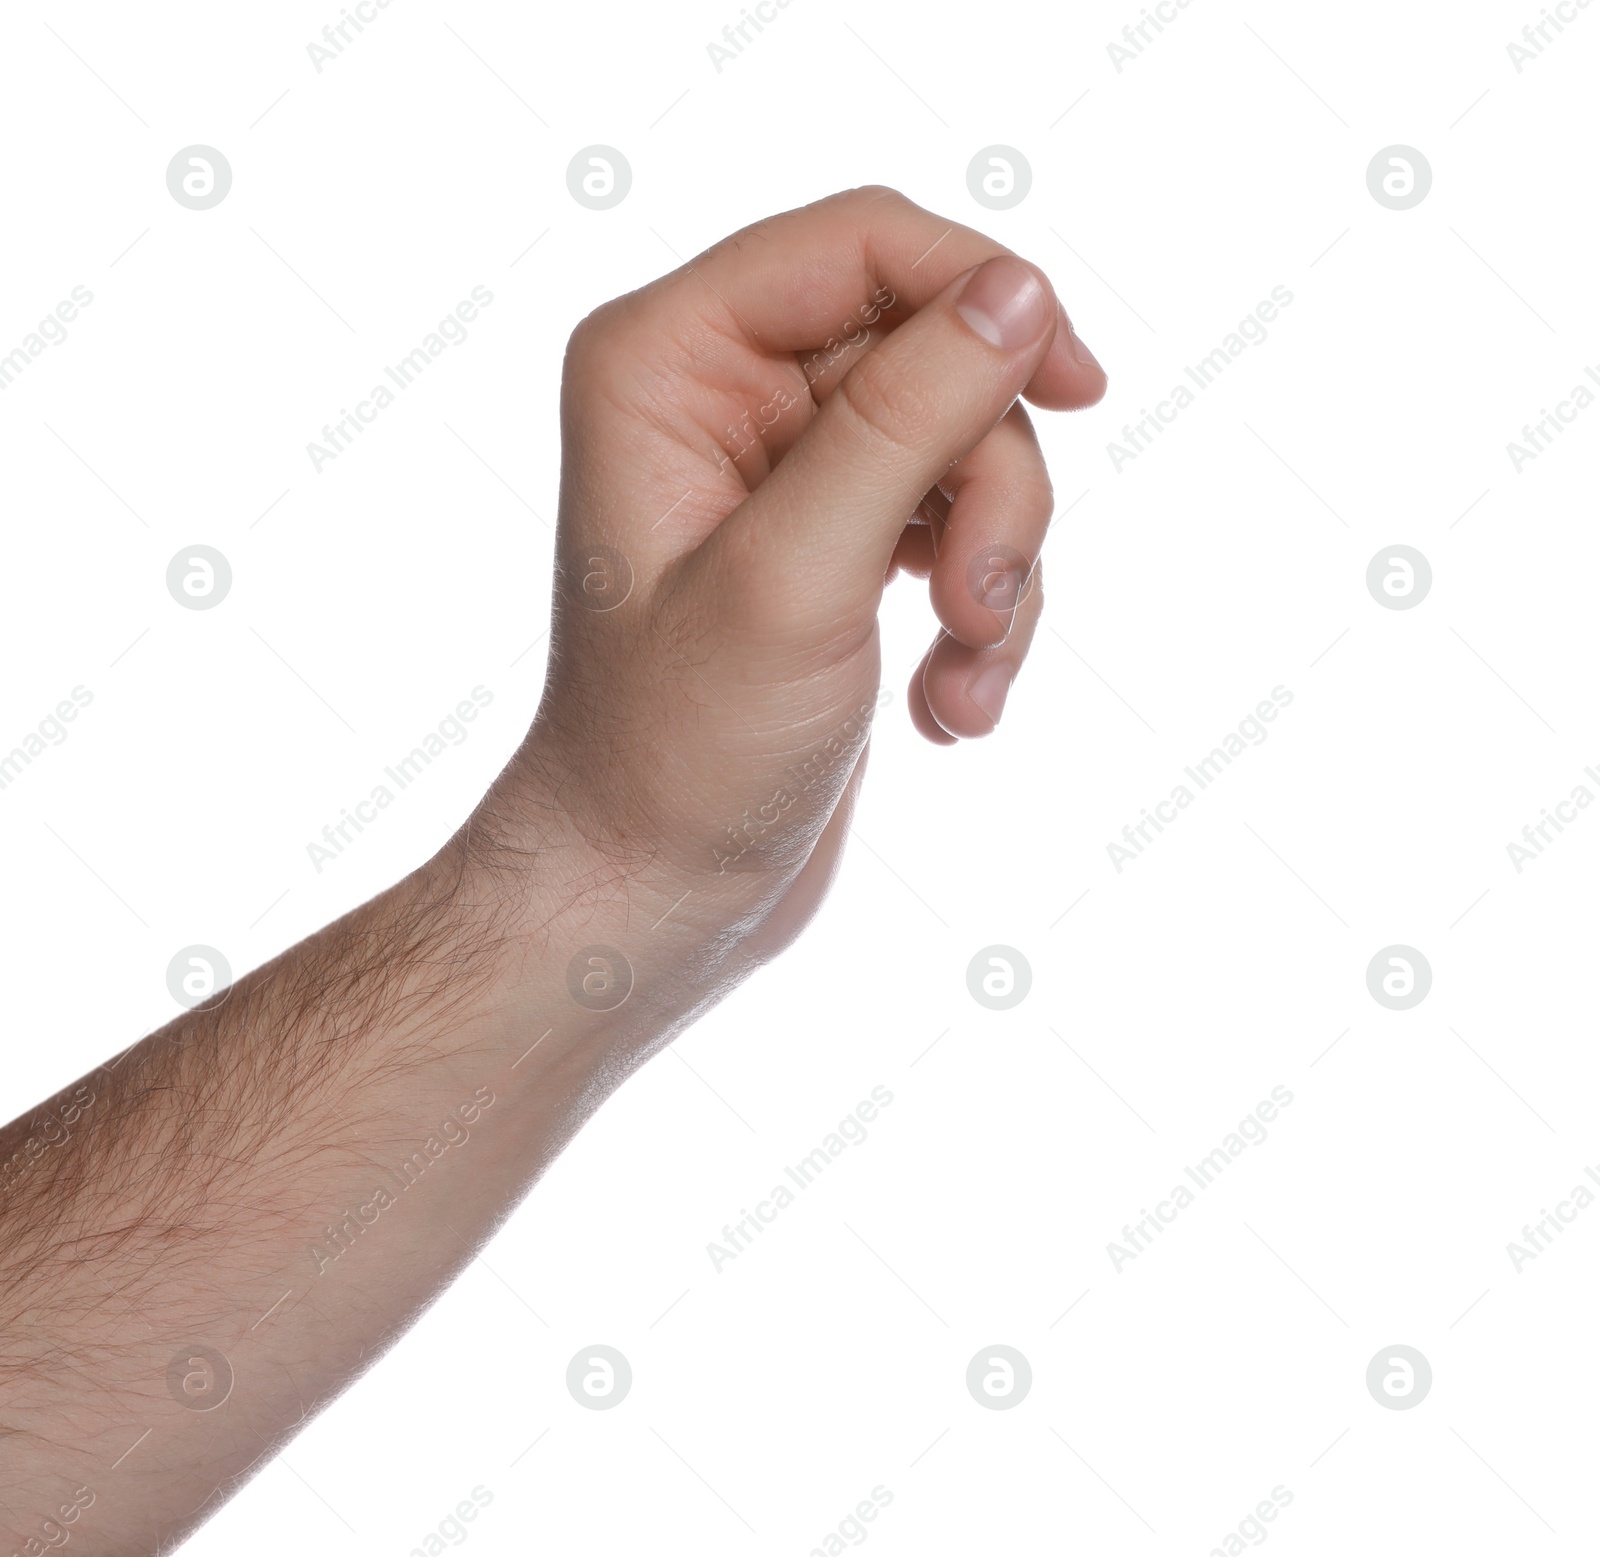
0 752 717 1554
0 185 1100 1553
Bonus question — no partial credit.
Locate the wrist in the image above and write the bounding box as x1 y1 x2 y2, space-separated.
442 739 753 1065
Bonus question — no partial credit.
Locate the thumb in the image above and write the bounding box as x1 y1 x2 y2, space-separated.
687 255 1059 634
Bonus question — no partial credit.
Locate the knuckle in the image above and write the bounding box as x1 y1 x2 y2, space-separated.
563 296 631 381
828 183 903 212
1022 461 1056 526
1023 555 1046 613
985 447 1054 526
836 345 937 456
852 182 909 209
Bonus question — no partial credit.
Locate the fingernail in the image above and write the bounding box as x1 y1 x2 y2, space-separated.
969 663 1013 725
1064 314 1102 371
955 258 1049 351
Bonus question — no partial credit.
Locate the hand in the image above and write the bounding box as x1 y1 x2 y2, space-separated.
519 185 1106 966
0 189 1106 1550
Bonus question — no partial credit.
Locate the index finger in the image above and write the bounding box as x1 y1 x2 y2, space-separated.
666 184 1105 410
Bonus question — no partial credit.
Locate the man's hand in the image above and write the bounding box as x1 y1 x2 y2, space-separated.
526 184 1104 963
0 186 1103 1554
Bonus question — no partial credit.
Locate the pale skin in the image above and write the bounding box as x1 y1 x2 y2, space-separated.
0 186 1106 1552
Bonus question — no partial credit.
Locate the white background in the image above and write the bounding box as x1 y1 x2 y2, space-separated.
2 0 1597 1551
